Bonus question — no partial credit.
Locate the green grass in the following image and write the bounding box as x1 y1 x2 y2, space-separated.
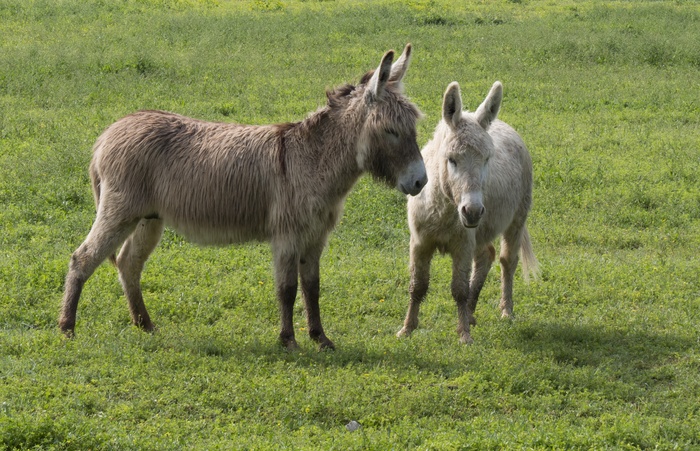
2 0 700 448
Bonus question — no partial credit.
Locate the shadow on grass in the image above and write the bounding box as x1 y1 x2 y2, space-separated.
120 317 698 390
510 320 695 370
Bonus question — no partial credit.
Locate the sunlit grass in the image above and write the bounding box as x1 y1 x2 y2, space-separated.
1 0 699 448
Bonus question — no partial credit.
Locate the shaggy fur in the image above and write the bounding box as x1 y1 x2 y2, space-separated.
60 45 427 350
397 81 538 344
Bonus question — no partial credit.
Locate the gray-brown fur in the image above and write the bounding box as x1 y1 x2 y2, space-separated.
60 45 427 350
397 81 538 344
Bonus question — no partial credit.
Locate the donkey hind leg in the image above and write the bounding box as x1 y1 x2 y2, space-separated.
299 243 334 350
116 218 165 331
499 224 524 319
467 243 496 326
273 244 300 350
451 246 475 345
398 238 435 338
59 216 140 336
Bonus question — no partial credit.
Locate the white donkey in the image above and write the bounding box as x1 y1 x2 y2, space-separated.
397 81 538 344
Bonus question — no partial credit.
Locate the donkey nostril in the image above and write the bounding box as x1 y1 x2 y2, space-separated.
480 206 485 216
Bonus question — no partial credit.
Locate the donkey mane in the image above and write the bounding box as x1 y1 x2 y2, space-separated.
274 121 299 176
326 83 357 106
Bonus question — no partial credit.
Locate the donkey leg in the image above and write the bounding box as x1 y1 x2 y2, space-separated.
467 244 496 325
116 218 164 331
499 225 523 319
451 246 474 345
397 238 435 338
299 244 334 350
59 216 139 336
273 244 300 350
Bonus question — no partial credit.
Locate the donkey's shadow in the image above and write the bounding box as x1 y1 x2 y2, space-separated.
166 319 695 383
508 320 695 381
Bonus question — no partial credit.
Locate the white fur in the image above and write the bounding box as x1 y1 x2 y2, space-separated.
398 81 538 345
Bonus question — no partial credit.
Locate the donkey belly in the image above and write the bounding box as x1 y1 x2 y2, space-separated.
152 184 274 246
165 219 270 246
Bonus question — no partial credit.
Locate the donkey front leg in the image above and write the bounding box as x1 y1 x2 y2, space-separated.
397 238 435 338
466 244 496 325
451 245 475 344
299 244 334 350
273 245 300 350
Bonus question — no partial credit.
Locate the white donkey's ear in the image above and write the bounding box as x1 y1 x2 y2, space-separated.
367 49 395 100
389 43 412 83
475 81 502 130
442 82 463 129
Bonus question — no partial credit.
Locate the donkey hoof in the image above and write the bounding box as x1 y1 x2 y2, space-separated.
459 333 474 345
60 328 75 339
396 327 412 338
139 322 157 333
280 336 299 351
310 331 335 351
500 311 514 321
318 338 335 351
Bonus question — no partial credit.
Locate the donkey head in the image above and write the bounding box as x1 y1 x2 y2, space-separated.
440 81 502 228
357 44 427 196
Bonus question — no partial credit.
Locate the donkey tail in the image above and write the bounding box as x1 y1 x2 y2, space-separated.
519 224 539 282
90 161 117 266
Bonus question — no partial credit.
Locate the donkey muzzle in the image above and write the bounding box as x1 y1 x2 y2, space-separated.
399 160 428 196
459 203 485 228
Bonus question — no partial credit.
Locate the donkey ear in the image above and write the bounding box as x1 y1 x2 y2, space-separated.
442 82 463 129
389 43 412 83
475 81 503 130
367 50 395 100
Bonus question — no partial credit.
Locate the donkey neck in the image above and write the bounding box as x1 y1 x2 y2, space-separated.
285 103 367 201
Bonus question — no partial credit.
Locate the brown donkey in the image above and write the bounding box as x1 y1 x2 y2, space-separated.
60 45 427 350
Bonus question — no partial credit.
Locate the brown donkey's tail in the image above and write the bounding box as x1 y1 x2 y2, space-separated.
519 224 539 282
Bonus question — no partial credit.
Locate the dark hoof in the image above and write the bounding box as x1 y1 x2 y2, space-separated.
280 336 299 351
139 322 157 333
318 338 335 351
311 331 335 351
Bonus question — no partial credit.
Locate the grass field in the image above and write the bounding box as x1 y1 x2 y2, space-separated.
1 0 700 449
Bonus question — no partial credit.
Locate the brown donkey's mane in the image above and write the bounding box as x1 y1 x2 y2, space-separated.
274 121 299 176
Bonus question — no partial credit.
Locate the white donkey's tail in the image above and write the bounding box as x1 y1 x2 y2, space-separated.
519 224 539 282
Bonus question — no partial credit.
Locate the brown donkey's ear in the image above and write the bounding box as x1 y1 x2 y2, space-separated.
475 81 503 130
389 43 412 83
367 49 395 101
442 82 463 129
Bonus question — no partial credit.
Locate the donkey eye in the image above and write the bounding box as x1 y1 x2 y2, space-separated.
448 157 457 166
